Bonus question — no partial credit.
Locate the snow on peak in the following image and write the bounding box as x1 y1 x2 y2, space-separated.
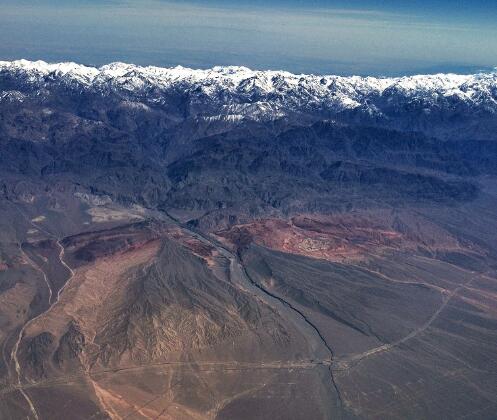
1 59 497 119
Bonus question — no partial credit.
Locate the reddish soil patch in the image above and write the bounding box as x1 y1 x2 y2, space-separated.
216 211 465 262
168 227 218 265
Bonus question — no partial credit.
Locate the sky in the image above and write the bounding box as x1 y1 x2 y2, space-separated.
1 0 496 76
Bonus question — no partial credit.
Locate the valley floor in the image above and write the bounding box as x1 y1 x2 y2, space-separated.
1 191 497 419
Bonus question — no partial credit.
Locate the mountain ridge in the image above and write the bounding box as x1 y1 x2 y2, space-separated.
2 59 497 140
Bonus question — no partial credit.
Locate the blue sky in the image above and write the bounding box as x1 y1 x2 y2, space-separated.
1 0 496 75
187 0 497 19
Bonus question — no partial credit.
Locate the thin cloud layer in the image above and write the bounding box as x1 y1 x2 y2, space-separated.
0 0 496 75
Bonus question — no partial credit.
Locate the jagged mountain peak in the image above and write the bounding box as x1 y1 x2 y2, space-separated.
2 58 495 92
1 59 497 139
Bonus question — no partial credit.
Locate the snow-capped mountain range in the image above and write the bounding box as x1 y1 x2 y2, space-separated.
1 59 497 140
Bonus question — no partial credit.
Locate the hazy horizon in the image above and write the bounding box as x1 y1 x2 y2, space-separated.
1 0 497 76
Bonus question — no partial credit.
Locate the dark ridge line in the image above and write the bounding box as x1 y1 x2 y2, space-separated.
255 248 373 339
236 252 335 358
236 254 344 407
57 220 150 244
329 365 344 407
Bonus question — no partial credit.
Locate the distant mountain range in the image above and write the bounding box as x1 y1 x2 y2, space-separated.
1 59 496 227
2 59 497 140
